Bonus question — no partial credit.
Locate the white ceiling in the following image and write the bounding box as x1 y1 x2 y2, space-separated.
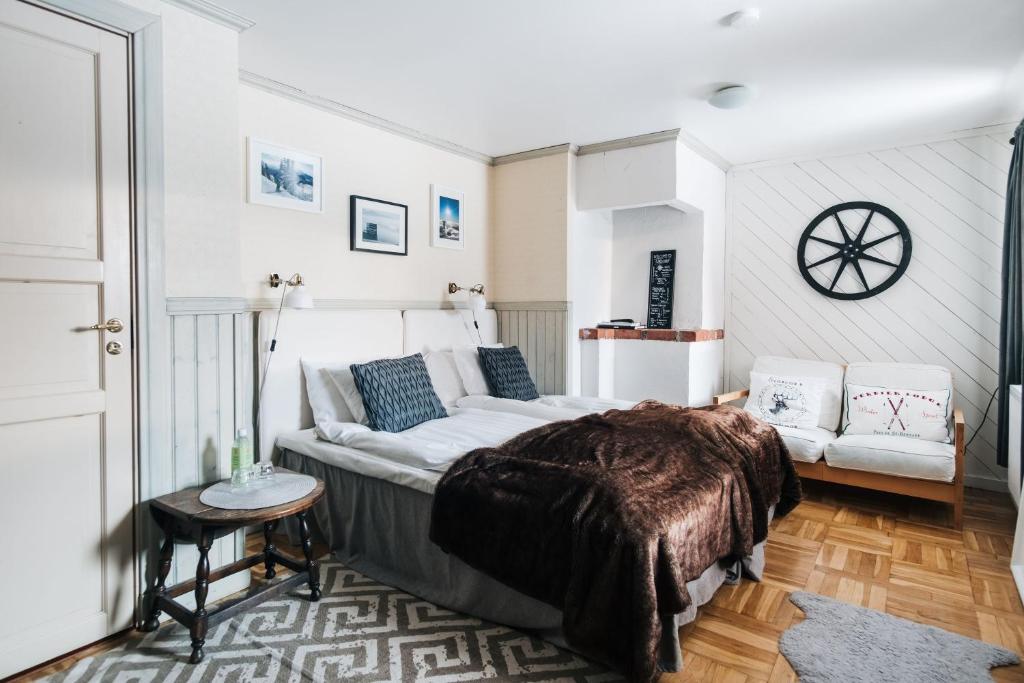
219 0 1024 165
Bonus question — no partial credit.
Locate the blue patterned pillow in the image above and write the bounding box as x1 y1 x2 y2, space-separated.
349 354 447 432
478 346 539 401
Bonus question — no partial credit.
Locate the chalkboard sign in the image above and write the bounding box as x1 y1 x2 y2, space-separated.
646 249 676 329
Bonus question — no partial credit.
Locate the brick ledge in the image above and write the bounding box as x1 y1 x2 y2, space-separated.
578 328 725 342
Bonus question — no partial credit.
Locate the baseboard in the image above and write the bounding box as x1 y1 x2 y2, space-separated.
965 474 1009 493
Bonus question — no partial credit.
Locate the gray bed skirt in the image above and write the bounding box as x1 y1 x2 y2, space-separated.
280 448 768 674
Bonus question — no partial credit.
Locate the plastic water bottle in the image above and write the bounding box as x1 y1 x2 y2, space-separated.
230 428 254 486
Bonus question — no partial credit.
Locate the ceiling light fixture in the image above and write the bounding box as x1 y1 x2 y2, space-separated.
722 8 760 28
709 85 755 109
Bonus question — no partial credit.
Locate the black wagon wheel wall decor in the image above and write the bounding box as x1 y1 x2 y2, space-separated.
797 201 911 300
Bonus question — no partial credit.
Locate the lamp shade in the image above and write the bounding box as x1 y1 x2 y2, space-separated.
468 292 486 316
709 85 754 109
284 284 314 309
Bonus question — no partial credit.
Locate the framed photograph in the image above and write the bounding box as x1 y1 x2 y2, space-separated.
431 184 465 250
350 195 408 255
247 138 323 213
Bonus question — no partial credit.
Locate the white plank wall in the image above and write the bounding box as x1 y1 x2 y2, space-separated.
495 305 568 395
153 310 253 588
726 125 1014 489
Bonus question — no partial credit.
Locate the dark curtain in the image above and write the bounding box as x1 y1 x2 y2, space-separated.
997 119 1024 469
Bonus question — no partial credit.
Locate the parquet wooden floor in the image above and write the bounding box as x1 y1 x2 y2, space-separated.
664 481 1024 682
21 482 1024 681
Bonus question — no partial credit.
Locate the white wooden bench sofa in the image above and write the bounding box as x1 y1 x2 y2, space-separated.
714 357 965 529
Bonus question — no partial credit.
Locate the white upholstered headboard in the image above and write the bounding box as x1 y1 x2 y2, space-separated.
257 309 404 459
402 309 497 353
256 308 498 459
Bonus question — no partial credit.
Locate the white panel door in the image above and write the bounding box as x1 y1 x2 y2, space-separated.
0 0 134 676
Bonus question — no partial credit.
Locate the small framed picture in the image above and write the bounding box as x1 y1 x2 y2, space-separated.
350 195 408 256
247 138 323 213
431 184 464 250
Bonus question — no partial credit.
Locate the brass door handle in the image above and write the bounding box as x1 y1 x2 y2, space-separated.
89 318 124 333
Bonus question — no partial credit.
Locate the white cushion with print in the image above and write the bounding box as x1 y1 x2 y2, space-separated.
750 356 844 431
844 384 951 443
824 434 955 482
745 371 825 430
841 362 953 442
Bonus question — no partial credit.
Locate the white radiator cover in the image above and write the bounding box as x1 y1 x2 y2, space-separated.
1010 385 1021 507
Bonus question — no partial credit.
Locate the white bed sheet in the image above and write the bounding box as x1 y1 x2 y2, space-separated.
277 408 548 492
276 429 443 494
456 394 637 419
536 395 638 411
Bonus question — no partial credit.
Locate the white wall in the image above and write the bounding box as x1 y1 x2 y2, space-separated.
566 198 613 393
124 0 243 298
676 142 728 329
239 84 492 303
725 124 1014 489
610 205 702 328
576 140 678 211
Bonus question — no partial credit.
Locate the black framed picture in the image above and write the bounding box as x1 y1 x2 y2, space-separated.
350 195 408 255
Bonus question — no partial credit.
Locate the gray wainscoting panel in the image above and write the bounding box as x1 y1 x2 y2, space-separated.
495 303 568 395
160 308 253 587
725 125 1014 488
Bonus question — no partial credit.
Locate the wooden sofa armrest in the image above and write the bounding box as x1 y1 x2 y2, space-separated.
952 408 965 529
713 388 749 405
954 408 965 461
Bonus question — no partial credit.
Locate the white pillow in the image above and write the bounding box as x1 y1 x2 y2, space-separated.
301 360 356 427
316 420 371 444
452 343 503 396
324 366 369 426
423 350 467 407
744 371 825 430
843 383 951 443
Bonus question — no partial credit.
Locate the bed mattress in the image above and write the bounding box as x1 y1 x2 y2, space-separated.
278 429 769 674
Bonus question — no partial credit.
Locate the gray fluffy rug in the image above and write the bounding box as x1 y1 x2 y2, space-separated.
780 591 1020 682
48 559 620 682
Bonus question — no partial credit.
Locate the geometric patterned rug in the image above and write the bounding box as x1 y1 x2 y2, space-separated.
47 560 622 682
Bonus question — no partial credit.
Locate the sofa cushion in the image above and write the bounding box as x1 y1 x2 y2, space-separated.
842 362 953 434
824 434 955 483
751 356 844 432
773 425 835 463
745 372 825 429
844 383 951 443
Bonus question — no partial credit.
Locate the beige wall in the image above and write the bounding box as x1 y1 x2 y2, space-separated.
124 0 243 298
490 152 572 302
239 85 492 303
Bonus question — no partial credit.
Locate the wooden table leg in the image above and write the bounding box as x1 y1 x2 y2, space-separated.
297 511 321 601
189 529 213 664
141 531 174 631
263 520 278 579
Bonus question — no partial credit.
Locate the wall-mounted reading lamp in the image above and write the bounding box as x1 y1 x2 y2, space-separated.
448 282 487 343
256 272 315 445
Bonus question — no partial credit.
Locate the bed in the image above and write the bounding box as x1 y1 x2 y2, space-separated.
258 308 791 680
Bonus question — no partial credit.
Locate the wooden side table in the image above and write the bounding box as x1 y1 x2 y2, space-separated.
140 469 326 664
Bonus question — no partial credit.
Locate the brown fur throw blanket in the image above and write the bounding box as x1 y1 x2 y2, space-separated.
429 401 801 682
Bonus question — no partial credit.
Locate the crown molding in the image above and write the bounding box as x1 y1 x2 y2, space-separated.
237 70 735 172
729 121 1018 172
492 143 578 166
239 71 494 165
161 0 253 31
677 129 733 172
576 128 682 156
